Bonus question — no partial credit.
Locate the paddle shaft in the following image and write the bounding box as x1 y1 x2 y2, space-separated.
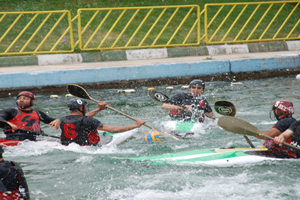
89 98 155 130
0 121 60 139
243 135 255 148
20 129 60 139
257 132 300 151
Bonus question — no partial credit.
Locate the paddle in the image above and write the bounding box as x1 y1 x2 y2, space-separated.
214 100 255 148
148 90 235 118
214 100 236 117
0 120 60 139
217 116 300 151
66 84 183 141
148 90 255 148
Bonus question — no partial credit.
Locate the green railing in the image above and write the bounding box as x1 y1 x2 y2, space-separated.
205 1 300 44
77 5 200 51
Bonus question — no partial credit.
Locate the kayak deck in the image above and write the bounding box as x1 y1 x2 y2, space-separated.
116 147 297 166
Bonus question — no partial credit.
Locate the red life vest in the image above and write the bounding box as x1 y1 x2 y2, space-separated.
264 138 292 148
8 109 41 132
0 190 22 200
88 130 100 145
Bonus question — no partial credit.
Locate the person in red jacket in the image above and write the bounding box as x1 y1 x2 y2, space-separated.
0 146 30 200
60 98 145 146
257 100 296 148
0 91 60 141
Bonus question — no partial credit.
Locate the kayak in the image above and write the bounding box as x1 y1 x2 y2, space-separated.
0 129 137 147
98 129 137 147
115 147 299 167
162 120 203 137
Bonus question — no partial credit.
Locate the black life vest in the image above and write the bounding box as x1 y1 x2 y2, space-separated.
0 161 30 200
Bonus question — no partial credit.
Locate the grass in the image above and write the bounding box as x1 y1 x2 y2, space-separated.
0 0 299 55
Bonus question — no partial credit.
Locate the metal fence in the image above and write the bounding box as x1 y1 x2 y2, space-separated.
205 1 300 44
77 5 200 51
0 1 299 56
0 10 74 56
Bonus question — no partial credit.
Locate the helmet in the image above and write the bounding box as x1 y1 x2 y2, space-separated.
189 79 205 90
67 98 87 110
271 100 294 120
16 91 35 100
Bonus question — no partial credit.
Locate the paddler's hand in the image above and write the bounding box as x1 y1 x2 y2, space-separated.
183 105 192 110
135 120 146 128
49 119 60 130
97 101 109 111
7 122 18 132
274 135 285 146
273 129 294 146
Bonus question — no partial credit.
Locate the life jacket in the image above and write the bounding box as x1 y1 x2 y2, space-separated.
0 161 30 200
61 116 100 146
169 109 187 118
169 109 205 123
264 138 292 148
269 143 298 158
0 190 22 200
7 108 41 132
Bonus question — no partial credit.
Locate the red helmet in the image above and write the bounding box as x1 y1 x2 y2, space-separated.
272 100 294 120
16 91 35 100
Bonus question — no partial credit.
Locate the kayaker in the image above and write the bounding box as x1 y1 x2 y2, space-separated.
0 91 60 141
60 98 146 146
0 146 30 200
258 100 296 148
273 120 300 157
161 79 216 122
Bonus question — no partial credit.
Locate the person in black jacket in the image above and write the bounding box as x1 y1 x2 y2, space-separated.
60 98 145 146
161 79 216 122
0 146 30 199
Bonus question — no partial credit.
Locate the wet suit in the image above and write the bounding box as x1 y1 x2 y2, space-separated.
0 160 30 200
60 115 108 146
0 108 56 141
169 93 213 122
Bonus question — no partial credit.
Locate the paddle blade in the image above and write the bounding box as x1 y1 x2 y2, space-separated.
148 90 171 103
0 121 12 129
67 84 91 100
214 100 236 117
217 116 261 137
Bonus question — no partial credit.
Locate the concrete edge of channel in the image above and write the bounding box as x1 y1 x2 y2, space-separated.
0 40 300 67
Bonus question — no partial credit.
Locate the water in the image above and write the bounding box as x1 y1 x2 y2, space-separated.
1 75 300 200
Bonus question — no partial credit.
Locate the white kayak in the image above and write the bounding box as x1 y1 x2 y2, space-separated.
98 129 138 147
115 147 299 167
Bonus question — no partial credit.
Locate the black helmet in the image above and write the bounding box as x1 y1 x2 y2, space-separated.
189 79 205 90
67 98 87 110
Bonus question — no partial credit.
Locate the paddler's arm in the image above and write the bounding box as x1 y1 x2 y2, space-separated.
97 120 145 133
161 103 189 110
49 119 60 130
0 108 18 132
256 128 281 140
205 112 216 120
274 129 294 146
37 110 60 130
86 101 109 117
